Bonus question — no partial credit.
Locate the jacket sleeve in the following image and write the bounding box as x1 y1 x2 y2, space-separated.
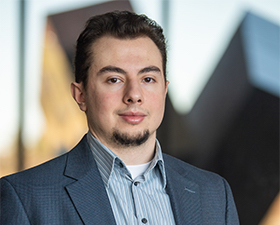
0 178 31 225
223 178 240 225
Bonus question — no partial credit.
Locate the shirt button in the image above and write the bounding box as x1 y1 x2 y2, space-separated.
134 182 139 186
141 218 148 224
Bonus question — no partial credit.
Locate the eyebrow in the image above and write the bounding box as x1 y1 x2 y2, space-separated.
138 66 161 74
97 65 161 76
97 66 127 75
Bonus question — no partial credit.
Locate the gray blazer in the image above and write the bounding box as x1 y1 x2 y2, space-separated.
1 135 239 224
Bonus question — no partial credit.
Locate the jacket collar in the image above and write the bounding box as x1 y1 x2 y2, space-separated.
63 135 117 225
164 154 202 225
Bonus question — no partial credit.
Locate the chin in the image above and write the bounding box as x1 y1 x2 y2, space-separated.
111 128 150 147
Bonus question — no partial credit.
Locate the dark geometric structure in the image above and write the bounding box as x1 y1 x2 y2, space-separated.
48 0 133 69
158 12 279 225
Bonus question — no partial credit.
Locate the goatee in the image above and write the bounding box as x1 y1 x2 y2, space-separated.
112 129 150 147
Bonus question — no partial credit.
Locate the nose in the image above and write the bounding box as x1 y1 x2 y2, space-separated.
123 80 143 105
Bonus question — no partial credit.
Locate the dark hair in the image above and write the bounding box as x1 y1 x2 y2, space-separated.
74 11 167 87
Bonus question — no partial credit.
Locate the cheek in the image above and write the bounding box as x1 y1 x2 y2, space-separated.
93 91 119 114
148 92 166 113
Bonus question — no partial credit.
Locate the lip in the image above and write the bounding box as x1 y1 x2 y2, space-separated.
119 111 146 124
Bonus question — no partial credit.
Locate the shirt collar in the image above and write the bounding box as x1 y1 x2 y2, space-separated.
86 131 167 188
148 139 167 188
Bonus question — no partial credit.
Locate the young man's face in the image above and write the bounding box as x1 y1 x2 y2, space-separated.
72 36 168 149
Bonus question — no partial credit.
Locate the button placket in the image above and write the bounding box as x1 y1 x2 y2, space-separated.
132 179 147 224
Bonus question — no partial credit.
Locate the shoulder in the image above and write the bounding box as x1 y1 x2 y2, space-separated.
1 135 88 186
163 153 226 186
1 151 69 187
163 153 235 206
163 155 239 223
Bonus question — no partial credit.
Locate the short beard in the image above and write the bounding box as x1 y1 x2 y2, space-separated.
112 129 150 147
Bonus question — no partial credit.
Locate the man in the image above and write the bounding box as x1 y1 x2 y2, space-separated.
1 11 239 224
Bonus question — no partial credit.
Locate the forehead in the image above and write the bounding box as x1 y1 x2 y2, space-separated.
90 36 163 70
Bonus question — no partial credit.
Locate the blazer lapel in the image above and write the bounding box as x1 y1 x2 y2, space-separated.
164 156 202 225
64 136 116 225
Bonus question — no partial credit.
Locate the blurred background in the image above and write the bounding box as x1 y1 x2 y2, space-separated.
0 0 279 224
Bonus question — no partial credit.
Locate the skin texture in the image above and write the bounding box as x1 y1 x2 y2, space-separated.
71 36 168 165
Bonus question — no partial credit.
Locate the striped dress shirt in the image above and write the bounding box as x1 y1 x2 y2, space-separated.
87 132 176 225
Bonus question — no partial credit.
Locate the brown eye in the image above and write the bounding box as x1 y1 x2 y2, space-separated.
143 77 155 83
108 78 120 83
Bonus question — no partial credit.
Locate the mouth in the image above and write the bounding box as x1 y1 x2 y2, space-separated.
119 111 146 124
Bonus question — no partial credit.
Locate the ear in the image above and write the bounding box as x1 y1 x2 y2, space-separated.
164 80 169 95
71 82 87 112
